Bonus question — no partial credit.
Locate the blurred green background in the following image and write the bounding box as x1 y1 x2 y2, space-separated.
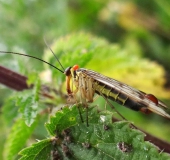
0 0 170 158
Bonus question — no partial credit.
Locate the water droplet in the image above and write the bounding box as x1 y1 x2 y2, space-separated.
143 146 148 151
100 115 106 122
137 137 141 140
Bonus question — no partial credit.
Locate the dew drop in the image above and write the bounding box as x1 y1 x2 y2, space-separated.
100 115 106 123
143 146 148 151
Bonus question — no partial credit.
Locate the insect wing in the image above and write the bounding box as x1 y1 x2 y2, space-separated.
80 68 170 119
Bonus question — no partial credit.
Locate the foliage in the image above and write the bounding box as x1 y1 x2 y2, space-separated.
0 33 170 159
2 76 41 127
0 0 170 70
4 118 37 160
0 0 170 159
19 105 170 160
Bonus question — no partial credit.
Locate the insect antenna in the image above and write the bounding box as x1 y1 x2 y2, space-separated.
44 38 65 71
0 51 64 73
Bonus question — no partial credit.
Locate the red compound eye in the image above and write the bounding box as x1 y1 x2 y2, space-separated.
145 94 158 105
72 65 79 70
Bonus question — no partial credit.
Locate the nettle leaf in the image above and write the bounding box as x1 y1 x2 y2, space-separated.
19 139 52 160
3 117 37 160
87 43 170 99
43 32 170 99
33 78 41 102
16 78 41 126
27 72 41 101
27 72 39 86
43 32 108 82
20 105 170 160
17 90 38 126
45 104 81 136
2 95 19 125
2 75 41 127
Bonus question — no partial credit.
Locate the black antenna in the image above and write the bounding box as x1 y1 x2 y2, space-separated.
0 51 64 73
44 38 65 71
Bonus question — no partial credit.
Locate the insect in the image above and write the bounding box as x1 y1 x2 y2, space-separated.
0 49 170 123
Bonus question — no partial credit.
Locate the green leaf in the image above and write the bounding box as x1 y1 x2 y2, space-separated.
42 32 170 100
3 117 37 160
20 105 170 160
16 75 41 126
2 96 19 126
17 90 39 126
33 77 41 102
19 139 52 160
43 32 108 81
2 75 41 127
86 41 170 99
45 104 80 136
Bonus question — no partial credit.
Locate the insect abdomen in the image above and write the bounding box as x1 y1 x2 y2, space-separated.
94 81 144 111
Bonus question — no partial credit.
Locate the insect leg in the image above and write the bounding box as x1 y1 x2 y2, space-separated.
100 92 138 129
66 72 84 123
78 74 89 126
71 76 85 123
85 77 95 102
77 104 84 123
99 91 126 121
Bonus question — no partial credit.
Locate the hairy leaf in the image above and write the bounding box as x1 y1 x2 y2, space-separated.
3 118 37 160
2 96 19 125
19 139 52 160
16 77 41 126
17 90 38 127
20 105 170 160
43 32 108 82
